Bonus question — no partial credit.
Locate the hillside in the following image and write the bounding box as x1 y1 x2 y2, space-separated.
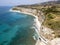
17 1 60 7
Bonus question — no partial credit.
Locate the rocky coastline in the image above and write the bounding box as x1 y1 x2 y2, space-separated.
11 7 60 45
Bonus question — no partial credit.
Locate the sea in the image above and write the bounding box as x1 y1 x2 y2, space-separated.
0 6 39 45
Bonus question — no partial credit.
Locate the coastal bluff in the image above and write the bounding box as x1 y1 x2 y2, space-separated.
11 6 60 45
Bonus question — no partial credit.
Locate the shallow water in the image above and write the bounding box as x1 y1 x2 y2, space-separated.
0 6 38 45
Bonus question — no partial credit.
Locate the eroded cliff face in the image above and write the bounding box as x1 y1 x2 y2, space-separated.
12 7 60 45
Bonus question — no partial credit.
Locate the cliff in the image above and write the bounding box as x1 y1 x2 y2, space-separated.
11 6 60 45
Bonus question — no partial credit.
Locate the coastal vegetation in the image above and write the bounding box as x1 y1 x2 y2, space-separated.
42 5 60 38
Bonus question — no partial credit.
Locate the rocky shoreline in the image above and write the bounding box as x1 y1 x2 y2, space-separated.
11 7 60 45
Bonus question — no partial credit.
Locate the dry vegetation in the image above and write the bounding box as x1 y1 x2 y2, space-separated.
42 5 60 38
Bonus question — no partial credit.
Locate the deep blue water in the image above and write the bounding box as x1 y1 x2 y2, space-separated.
0 6 37 45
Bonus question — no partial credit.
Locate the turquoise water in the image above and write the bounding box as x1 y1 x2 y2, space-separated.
0 6 37 45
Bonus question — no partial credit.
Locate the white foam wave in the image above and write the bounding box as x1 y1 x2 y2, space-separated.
32 16 42 42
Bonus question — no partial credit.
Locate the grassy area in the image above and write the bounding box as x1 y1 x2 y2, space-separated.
42 6 60 37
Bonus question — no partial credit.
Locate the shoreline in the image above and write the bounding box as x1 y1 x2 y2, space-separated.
10 8 42 32
10 8 43 45
10 8 41 35
9 8 37 18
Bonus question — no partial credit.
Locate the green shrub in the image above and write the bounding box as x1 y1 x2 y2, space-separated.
47 14 54 19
